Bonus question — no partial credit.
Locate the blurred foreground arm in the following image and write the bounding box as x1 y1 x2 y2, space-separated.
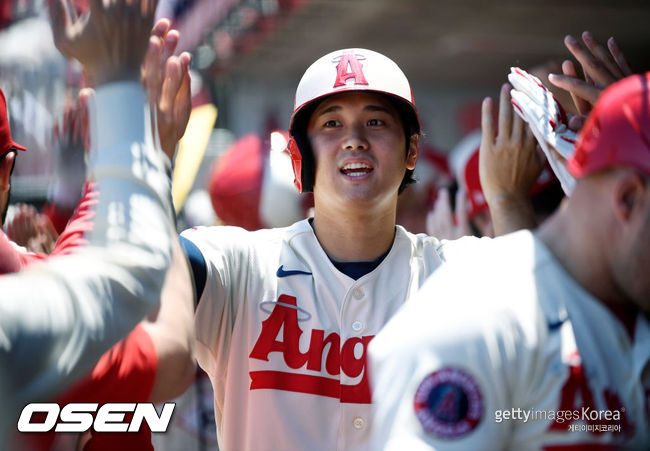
0 0 175 439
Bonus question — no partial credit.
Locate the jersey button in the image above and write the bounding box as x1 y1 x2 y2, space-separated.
352 288 364 300
352 321 363 332
353 417 365 430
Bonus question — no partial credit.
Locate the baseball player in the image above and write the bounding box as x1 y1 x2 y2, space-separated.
0 87 31 273
177 47 537 450
368 73 650 449
0 0 175 444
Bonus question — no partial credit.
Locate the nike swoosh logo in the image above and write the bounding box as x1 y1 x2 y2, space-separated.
276 265 312 278
548 318 567 331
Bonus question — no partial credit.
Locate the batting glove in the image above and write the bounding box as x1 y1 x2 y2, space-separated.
508 67 577 195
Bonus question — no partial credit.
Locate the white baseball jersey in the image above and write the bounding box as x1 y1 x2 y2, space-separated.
0 82 173 443
369 230 650 450
182 220 445 450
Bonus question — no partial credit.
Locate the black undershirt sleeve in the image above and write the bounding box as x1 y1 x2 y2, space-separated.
178 234 207 306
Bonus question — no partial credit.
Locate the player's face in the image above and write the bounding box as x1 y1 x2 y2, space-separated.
307 92 417 209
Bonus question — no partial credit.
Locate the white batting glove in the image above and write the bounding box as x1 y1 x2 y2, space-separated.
508 67 577 195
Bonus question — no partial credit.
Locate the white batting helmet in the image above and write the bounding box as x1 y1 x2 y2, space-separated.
287 48 421 193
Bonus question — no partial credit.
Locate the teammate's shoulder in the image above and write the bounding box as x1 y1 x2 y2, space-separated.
438 229 542 265
435 234 490 263
414 230 543 312
396 225 443 254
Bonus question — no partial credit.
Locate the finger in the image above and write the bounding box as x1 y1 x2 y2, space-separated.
49 0 73 53
582 31 623 79
511 107 525 144
607 37 633 76
151 17 170 39
497 83 512 143
176 53 192 111
548 73 600 107
143 35 164 101
159 56 182 114
557 60 590 115
523 124 537 153
178 52 192 90
480 97 495 151
564 34 616 86
525 125 545 173
174 71 192 141
568 115 586 132
143 33 164 73
162 29 180 61
179 51 192 70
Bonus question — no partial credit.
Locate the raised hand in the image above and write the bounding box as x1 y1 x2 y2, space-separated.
49 0 157 86
480 84 543 202
479 84 541 234
548 32 632 115
426 187 472 240
7 204 59 254
141 18 192 161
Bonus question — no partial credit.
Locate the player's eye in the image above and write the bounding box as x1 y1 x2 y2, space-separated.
323 119 340 128
367 118 384 126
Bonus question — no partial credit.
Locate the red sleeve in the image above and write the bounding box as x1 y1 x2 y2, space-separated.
66 324 158 451
63 324 158 402
0 181 98 276
41 201 76 235
23 325 158 450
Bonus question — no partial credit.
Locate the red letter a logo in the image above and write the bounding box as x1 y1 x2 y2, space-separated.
333 52 369 88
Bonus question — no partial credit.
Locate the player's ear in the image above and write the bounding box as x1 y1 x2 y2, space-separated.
406 134 419 170
0 151 15 192
612 170 647 225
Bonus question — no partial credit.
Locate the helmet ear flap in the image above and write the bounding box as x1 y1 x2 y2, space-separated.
287 137 303 194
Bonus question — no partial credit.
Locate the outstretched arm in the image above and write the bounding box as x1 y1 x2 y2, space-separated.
143 237 196 402
0 0 176 434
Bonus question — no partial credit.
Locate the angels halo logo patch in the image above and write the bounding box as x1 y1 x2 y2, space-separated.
413 367 483 439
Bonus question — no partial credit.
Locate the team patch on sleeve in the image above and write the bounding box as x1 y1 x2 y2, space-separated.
413 367 483 439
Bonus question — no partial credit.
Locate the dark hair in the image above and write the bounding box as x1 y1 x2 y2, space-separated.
388 96 419 194
293 93 420 195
